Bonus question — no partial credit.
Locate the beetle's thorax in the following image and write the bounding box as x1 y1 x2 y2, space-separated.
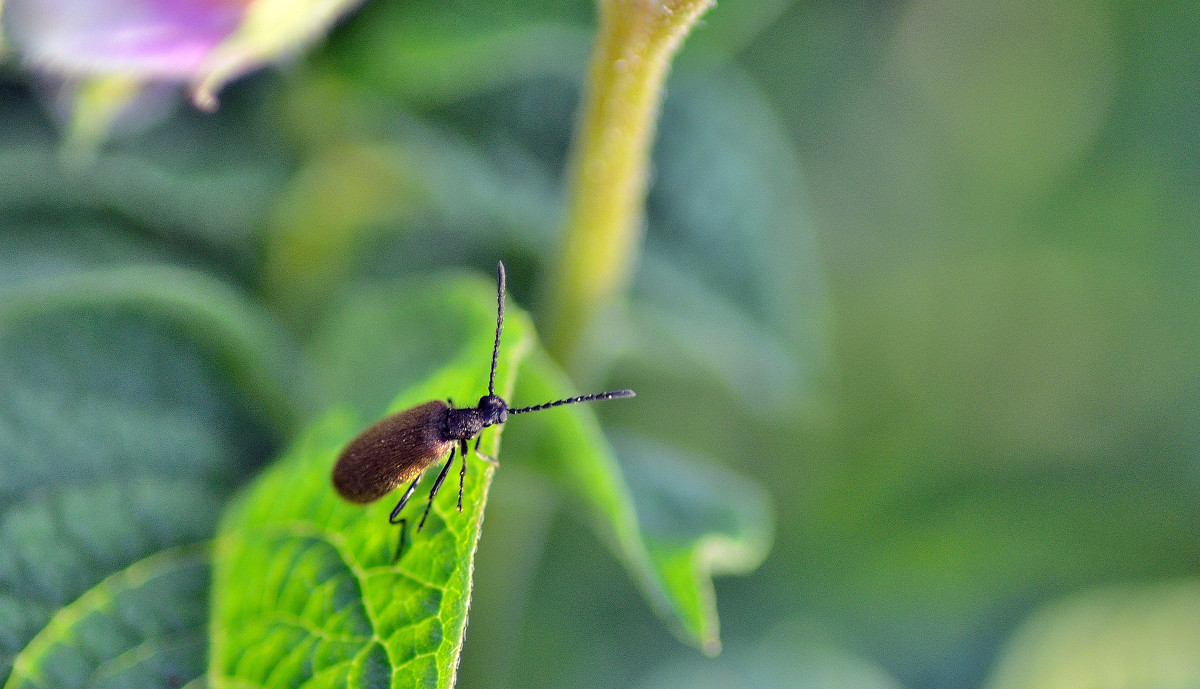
445 395 508 440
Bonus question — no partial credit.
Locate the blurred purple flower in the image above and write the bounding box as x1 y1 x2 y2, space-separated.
5 0 250 79
0 0 364 144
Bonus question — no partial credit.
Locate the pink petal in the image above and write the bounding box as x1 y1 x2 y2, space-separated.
6 0 251 78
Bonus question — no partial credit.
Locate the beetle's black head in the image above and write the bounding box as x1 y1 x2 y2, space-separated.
477 394 508 427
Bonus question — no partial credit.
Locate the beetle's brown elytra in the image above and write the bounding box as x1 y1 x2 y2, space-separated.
332 400 454 504
331 261 635 562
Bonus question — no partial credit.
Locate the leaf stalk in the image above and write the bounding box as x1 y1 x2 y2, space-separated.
541 0 714 365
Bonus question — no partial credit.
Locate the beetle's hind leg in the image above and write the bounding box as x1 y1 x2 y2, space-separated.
418 446 457 530
388 473 423 564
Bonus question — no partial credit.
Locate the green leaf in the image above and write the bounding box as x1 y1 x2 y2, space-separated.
320 0 594 106
5 544 211 689
506 350 773 654
632 64 826 410
0 222 166 290
215 270 770 684
614 435 773 631
0 85 289 272
0 483 219 687
680 0 799 57
0 146 280 254
0 265 295 685
0 266 310 436
985 582 1200 689
314 271 772 656
308 274 491 420
260 120 560 327
209 273 534 689
635 619 906 689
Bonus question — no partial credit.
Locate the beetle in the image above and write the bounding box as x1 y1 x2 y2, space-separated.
332 261 634 561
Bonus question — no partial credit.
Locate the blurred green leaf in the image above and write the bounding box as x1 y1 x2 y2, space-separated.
0 265 294 685
890 0 1116 203
0 147 278 250
5 544 210 689
648 66 821 340
209 273 534 689
431 64 825 369
635 621 906 689
632 65 826 411
681 0 798 58
261 109 561 324
320 0 593 106
308 274 486 419
430 64 826 408
985 582 1200 689
317 0 801 107
613 434 774 643
0 222 167 289
508 349 772 654
1117 0 1200 182
0 86 289 274
0 266 311 434
629 257 807 413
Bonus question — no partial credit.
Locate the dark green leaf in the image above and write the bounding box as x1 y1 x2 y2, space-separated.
4 543 211 689
0 147 279 253
0 222 166 290
0 266 311 438
633 64 827 410
321 0 594 106
309 274 489 419
614 434 773 630
259 108 561 324
0 84 289 276
0 265 297 685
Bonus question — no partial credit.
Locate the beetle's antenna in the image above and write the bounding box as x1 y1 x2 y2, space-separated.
509 389 635 414
489 261 505 396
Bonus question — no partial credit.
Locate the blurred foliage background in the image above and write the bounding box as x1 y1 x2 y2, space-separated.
3 0 1200 687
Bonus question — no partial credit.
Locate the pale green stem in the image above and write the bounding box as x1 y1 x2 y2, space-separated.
541 0 714 365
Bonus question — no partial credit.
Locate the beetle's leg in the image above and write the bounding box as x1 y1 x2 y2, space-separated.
388 473 423 564
457 439 469 512
418 446 456 530
390 474 423 523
